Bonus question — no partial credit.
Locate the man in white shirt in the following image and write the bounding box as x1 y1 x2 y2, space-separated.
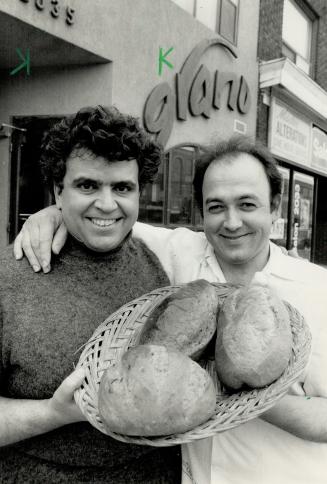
14 136 327 483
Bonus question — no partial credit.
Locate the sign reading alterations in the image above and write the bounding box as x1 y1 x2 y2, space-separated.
269 97 311 167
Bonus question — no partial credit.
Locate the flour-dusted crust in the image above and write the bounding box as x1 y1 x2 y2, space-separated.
215 282 292 389
98 345 216 436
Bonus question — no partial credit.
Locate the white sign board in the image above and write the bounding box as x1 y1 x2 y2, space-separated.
311 127 327 175
269 98 311 167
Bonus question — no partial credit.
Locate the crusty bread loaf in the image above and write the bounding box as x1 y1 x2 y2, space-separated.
98 344 216 436
138 279 219 360
215 281 292 390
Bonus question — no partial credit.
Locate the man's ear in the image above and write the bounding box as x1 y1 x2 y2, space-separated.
53 184 63 210
271 194 281 222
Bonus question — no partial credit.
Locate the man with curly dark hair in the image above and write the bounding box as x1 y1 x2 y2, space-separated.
40 105 161 190
0 106 181 483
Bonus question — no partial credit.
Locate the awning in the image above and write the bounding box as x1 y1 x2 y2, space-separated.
259 57 327 121
0 10 109 68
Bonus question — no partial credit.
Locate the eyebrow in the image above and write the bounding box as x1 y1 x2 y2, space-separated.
205 194 260 205
72 177 137 188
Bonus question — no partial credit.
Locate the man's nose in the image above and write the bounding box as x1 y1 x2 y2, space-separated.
223 209 242 231
94 188 118 211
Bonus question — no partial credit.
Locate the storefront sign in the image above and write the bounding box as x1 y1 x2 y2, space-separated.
19 0 75 25
311 127 327 175
143 38 251 146
269 98 311 167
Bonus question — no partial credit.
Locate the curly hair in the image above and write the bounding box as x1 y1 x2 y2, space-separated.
40 105 163 190
193 136 283 216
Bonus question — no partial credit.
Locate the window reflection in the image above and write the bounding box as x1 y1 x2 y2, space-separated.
138 144 203 229
270 166 289 248
139 160 165 224
291 172 314 260
167 148 194 225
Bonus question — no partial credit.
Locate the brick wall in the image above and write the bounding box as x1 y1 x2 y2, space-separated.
310 1 327 90
256 0 327 143
257 0 284 61
256 0 284 144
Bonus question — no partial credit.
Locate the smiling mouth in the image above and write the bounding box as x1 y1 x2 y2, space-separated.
220 234 250 240
89 218 121 227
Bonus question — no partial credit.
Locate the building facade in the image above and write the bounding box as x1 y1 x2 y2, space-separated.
257 0 327 264
0 0 259 249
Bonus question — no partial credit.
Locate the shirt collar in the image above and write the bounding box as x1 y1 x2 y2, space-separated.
203 239 299 283
264 241 308 282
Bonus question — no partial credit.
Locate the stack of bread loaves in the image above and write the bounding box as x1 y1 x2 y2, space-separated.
98 279 293 436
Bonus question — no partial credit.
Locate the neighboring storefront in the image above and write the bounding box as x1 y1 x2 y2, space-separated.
257 0 327 265
260 59 327 263
0 0 259 249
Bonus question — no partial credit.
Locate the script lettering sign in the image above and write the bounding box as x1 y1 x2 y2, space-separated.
144 39 251 146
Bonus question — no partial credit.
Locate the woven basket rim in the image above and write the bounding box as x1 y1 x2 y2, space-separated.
74 282 311 446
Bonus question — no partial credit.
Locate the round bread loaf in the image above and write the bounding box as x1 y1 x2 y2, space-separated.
138 279 219 360
98 344 216 436
215 282 292 390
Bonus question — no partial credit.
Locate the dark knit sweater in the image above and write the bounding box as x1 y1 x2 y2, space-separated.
0 235 181 484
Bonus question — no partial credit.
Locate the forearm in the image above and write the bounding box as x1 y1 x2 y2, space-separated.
261 394 327 442
0 396 65 447
0 368 85 446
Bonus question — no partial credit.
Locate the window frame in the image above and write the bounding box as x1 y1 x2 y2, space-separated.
215 0 240 45
171 0 239 44
282 0 318 78
165 144 203 229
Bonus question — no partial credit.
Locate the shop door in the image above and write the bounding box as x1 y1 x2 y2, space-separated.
8 116 62 243
313 175 327 267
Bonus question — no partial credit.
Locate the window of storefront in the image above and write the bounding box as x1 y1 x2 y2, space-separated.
272 163 316 261
171 0 239 43
282 0 316 75
8 116 60 243
139 145 203 229
139 158 165 224
291 171 314 259
270 166 290 248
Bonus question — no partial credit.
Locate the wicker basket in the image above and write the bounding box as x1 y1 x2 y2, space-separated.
74 283 311 447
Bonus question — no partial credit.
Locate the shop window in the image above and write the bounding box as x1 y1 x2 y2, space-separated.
291 171 314 260
139 145 203 229
166 146 203 228
139 160 165 224
282 0 316 76
270 166 290 248
171 0 239 43
8 116 61 242
167 147 194 225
